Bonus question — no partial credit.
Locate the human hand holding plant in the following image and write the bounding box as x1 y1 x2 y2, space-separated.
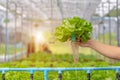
76 39 93 47
54 16 93 63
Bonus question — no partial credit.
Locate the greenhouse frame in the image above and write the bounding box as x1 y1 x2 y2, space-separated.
0 0 120 80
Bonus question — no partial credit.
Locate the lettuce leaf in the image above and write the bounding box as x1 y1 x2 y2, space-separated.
54 16 92 42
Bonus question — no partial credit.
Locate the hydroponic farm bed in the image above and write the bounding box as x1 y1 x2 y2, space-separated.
0 53 119 80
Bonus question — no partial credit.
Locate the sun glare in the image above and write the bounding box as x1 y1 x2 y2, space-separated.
34 31 45 44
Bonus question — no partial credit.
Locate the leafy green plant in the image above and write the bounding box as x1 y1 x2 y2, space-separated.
0 53 119 80
54 16 92 42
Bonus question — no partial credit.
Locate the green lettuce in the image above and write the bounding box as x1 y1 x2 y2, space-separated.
54 16 92 42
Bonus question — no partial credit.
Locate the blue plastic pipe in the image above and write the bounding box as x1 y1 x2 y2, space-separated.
58 70 62 80
0 67 119 72
2 70 5 80
0 67 120 72
30 70 34 80
44 70 48 80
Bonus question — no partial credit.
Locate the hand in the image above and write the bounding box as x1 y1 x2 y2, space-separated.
76 39 93 47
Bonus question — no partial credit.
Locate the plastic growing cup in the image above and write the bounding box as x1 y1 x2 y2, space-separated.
71 34 76 42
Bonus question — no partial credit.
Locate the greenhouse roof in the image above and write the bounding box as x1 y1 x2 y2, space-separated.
0 0 118 20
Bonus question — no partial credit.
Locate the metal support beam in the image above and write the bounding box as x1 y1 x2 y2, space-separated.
116 0 120 47
5 0 10 62
108 0 112 45
14 3 17 59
